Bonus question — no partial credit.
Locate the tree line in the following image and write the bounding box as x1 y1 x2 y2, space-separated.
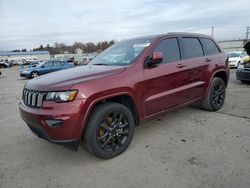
11 40 115 54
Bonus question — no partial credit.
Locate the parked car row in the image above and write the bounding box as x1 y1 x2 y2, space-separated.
236 42 250 83
20 60 74 79
0 60 12 68
227 51 249 68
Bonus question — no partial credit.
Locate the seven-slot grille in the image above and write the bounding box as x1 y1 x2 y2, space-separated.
22 89 47 108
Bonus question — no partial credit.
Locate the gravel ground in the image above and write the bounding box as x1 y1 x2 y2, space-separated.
0 67 250 188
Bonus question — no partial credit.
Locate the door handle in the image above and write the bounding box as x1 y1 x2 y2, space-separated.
176 64 185 68
205 58 212 62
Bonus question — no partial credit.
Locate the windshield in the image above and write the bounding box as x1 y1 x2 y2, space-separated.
89 38 152 66
227 52 241 58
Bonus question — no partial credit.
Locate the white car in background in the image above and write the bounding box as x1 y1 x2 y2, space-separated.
227 51 248 68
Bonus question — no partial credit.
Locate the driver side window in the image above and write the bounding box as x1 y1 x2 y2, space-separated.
153 38 181 64
43 62 53 67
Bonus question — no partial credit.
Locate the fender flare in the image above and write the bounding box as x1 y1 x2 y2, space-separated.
77 91 141 139
205 69 228 96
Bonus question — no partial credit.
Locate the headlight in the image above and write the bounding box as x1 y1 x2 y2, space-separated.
21 70 30 74
45 90 78 102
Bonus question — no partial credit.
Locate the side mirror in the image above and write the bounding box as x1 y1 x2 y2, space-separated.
145 52 163 67
41 65 45 68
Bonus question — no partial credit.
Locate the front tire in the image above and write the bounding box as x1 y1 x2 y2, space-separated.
83 102 135 159
202 77 226 111
30 71 39 79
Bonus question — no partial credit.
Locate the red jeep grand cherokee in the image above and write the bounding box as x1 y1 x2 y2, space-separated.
19 33 229 159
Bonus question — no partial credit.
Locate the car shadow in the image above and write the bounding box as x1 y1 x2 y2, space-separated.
24 107 193 165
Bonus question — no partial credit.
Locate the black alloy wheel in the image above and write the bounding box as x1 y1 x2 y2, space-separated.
84 102 135 159
97 112 129 152
210 81 225 109
202 77 226 111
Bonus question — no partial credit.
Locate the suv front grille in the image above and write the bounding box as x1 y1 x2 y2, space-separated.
22 89 47 108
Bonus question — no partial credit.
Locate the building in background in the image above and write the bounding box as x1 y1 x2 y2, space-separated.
0 51 50 61
218 39 246 52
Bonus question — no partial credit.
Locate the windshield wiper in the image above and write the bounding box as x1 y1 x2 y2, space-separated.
93 63 109 66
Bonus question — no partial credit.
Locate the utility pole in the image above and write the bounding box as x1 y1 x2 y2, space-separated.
246 26 250 43
211 26 214 37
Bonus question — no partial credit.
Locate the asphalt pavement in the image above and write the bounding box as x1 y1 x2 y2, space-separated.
0 67 250 188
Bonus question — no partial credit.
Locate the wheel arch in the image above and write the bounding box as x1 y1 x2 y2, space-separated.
203 70 228 98
80 93 141 139
212 70 228 87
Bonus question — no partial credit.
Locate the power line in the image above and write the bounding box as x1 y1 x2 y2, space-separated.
211 26 214 37
246 26 250 42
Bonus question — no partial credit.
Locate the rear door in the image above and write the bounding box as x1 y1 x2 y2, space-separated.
142 37 192 116
179 37 208 100
52 61 63 72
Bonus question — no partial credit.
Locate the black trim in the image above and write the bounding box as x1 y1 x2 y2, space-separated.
27 124 79 151
236 69 250 81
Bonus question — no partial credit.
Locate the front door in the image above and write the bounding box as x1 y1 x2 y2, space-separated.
142 37 192 116
41 61 53 74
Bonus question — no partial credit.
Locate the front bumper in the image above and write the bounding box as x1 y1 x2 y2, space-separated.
19 99 86 149
20 72 30 78
236 68 250 81
229 61 238 68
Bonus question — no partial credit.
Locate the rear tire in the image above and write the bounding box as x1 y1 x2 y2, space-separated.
201 77 226 111
83 102 135 159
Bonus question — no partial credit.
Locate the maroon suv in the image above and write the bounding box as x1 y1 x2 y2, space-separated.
19 33 229 159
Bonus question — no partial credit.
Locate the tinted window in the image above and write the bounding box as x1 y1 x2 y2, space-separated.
183 38 203 59
153 38 181 63
201 38 220 55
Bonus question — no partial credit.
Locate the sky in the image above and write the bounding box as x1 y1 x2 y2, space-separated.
0 0 249 51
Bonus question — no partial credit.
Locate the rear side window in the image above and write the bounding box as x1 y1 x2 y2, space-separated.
153 38 181 63
201 38 220 55
182 38 203 59
54 61 61 66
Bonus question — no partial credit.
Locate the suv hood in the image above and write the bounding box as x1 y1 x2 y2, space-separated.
25 65 126 91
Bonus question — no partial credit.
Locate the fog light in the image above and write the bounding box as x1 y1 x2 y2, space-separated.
45 120 63 127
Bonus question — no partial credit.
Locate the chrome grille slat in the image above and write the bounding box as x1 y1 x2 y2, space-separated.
27 92 32 106
22 89 46 108
37 93 45 107
31 93 36 106
25 90 28 103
